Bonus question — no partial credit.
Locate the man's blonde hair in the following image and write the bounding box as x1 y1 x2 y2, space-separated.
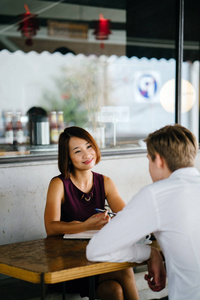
144 124 198 172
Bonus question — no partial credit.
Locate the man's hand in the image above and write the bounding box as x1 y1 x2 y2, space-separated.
144 247 166 292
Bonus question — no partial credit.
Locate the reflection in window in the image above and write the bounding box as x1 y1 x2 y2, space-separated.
0 50 198 149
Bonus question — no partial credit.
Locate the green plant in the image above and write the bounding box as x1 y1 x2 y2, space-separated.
42 76 88 126
42 55 106 129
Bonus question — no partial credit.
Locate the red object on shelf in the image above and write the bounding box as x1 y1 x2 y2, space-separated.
18 4 39 46
93 14 111 49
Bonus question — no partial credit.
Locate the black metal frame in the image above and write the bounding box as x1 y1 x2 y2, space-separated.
175 0 184 124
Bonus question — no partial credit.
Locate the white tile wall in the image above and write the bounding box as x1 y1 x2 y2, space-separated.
0 151 200 245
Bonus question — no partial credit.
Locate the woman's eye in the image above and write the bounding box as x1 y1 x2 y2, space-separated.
87 145 92 149
74 150 81 154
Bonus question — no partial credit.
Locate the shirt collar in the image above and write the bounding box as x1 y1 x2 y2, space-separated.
169 167 199 179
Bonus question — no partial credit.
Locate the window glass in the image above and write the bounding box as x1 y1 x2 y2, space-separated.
182 0 199 143
0 50 178 150
0 0 198 156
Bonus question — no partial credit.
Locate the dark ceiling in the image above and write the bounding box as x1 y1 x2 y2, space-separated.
126 0 200 61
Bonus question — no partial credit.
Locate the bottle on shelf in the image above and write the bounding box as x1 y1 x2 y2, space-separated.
49 111 59 144
14 111 24 145
57 111 65 136
4 111 14 144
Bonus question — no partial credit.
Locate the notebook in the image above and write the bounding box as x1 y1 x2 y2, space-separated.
63 230 99 239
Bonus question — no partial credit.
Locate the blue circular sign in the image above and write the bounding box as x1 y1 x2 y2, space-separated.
138 74 158 100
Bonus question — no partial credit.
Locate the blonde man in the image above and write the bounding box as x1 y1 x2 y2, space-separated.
87 124 200 300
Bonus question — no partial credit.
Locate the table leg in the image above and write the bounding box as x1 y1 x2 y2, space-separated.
89 276 96 300
41 273 45 300
62 281 66 300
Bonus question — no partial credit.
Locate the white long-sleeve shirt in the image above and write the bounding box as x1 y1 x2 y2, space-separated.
86 167 200 300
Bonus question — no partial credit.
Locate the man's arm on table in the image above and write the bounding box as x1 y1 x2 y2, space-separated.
86 186 166 291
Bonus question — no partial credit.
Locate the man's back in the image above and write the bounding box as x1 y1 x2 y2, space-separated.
87 124 200 300
151 167 200 300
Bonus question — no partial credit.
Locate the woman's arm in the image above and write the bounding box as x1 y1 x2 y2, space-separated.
44 177 109 236
104 175 126 213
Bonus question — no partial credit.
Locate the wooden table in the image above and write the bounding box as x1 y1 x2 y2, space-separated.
0 235 149 300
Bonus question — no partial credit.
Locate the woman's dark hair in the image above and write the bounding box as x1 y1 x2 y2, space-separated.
58 126 101 178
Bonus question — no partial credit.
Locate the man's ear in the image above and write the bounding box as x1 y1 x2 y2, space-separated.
154 153 165 169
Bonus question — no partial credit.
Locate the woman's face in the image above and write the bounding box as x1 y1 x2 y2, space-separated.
68 137 96 171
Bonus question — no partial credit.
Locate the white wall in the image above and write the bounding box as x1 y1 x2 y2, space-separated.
0 151 200 245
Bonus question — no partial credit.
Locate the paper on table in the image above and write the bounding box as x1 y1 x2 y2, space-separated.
63 230 99 239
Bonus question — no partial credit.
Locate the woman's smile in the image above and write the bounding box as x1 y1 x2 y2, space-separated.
83 158 93 165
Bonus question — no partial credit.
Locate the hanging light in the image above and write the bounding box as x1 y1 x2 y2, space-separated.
160 79 196 113
18 4 39 46
93 14 111 49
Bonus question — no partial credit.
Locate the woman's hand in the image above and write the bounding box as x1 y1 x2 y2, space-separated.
84 212 110 231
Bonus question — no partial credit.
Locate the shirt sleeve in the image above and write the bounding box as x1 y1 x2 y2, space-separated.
86 185 158 263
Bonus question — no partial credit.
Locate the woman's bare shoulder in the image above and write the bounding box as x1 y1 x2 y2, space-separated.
49 176 63 189
103 175 114 185
47 176 64 203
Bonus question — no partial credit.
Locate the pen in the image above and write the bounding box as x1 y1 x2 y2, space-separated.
95 208 116 217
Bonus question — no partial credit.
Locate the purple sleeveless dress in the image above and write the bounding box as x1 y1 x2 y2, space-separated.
58 171 105 222
54 172 105 297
